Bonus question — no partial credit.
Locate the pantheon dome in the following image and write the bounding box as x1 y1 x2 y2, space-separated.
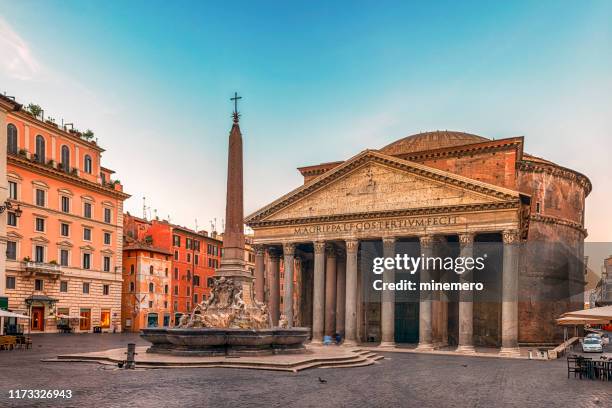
380 131 490 155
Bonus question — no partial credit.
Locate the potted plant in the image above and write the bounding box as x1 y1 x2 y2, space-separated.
45 117 58 127
26 103 42 118
18 149 28 157
49 260 58 265
23 256 31 262
71 167 78 175
82 129 94 140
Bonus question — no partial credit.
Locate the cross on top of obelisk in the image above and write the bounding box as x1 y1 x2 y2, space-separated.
231 92 242 123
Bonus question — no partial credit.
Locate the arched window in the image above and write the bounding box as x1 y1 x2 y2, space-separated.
35 135 46 163
7 124 17 154
84 155 92 174
61 145 70 171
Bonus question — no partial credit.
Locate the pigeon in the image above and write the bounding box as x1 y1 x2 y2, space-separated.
318 377 327 384
462 364 468 367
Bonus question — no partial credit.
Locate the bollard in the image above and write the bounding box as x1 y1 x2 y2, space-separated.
125 343 137 369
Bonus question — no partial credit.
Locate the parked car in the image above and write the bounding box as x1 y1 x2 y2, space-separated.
582 337 603 353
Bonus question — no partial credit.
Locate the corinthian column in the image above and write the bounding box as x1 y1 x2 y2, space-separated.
324 244 337 336
312 241 326 343
344 239 359 346
254 245 266 303
380 236 396 348
417 234 434 351
500 230 521 356
283 243 296 327
267 247 281 326
456 233 476 354
335 250 346 336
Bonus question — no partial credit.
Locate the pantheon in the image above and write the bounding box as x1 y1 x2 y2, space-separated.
245 131 590 354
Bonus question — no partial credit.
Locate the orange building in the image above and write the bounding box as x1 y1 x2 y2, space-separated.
2 95 129 333
121 242 172 331
123 213 223 325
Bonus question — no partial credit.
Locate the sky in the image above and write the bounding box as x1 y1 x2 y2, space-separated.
0 1 611 249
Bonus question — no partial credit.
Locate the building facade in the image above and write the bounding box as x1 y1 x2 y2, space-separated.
121 243 172 332
246 131 591 352
123 213 223 325
2 96 129 333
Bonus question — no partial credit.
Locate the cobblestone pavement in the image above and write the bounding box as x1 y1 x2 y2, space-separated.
0 334 610 408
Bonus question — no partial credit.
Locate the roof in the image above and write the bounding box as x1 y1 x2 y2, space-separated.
379 131 490 156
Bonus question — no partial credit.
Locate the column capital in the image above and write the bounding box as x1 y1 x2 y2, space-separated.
283 242 296 256
382 236 396 246
502 230 520 245
419 234 435 249
314 241 326 254
267 246 282 259
458 233 475 247
345 239 359 253
325 243 336 258
253 244 266 256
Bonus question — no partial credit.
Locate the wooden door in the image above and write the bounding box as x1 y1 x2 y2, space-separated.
79 309 91 331
31 307 45 331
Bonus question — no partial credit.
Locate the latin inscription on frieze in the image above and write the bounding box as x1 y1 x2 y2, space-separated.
293 216 460 236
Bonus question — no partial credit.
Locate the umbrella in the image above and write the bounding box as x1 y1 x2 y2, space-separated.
0 310 31 319
556 316 611 326
561 305 612 320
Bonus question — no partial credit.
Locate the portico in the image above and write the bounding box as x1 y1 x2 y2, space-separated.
246 149 527 354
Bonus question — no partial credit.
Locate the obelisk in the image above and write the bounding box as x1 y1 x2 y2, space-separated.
215 93 253 302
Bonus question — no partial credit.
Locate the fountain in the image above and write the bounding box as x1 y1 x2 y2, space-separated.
141 94 309 356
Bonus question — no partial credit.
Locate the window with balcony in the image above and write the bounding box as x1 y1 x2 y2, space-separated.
35 135 45 163
7 212 17 227
61 145 70 172
60 281 68 292
8 181 17 199
35 279 44 291
84 155 92 174
83 227 92 241
7 124 17 154
6 276 16 290
61 223 70 237
83 253 91 270
60 249 69 266
6 241 16 260
34 245 44 263
61 196 70 213
83 202 92 218
35 189 45 207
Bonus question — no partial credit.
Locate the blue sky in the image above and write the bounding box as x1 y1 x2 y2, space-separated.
1 1 611 243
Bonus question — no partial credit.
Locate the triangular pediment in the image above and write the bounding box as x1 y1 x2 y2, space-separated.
246 150 520 224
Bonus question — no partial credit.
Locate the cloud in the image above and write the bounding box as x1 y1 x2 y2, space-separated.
0 16 41 80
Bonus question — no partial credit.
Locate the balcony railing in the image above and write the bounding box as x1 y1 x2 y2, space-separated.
24 262 62 278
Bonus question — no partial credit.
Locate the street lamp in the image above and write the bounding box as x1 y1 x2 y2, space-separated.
0 200 22 217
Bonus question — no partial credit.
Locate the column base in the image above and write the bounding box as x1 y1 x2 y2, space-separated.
378 341 396 349
309 338 324 346
498 346 521 357
455 345 476 354
342 340 358 347
415 342 434 352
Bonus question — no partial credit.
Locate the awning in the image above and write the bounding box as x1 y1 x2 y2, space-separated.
561 305 612 320
556 316 610 326
24 295 58 304
0 310 31 319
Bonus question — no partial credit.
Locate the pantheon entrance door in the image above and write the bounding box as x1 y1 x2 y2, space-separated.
31 307 44 331
395 302 419 343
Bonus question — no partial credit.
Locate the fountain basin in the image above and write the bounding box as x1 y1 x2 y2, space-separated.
141 327 310 356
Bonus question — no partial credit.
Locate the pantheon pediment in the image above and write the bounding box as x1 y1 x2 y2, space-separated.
246 150 521 225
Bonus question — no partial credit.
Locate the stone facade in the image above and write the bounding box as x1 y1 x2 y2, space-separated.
246 131 590 349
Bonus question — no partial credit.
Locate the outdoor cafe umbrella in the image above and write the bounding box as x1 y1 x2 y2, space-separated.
561 305 612 320
0 309 30 336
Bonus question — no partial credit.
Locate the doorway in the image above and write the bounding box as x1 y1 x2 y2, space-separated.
31 307 45 331
79 309 91 331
